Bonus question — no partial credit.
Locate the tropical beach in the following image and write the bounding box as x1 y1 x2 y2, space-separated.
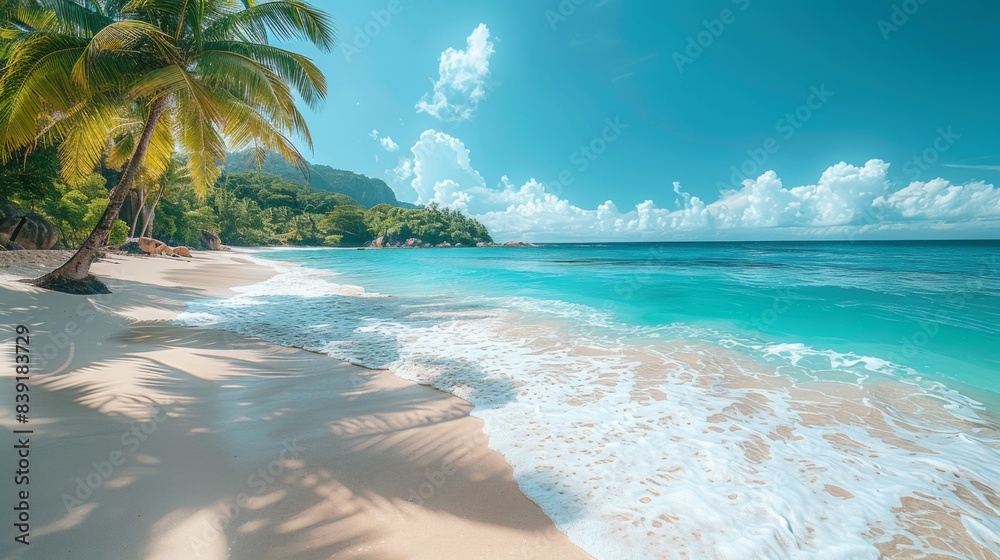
3 0 1000 559
3 242 999 558
0 250 593 559
178 242 1000 559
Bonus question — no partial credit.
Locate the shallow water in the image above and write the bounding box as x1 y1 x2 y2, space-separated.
180 241 1000 559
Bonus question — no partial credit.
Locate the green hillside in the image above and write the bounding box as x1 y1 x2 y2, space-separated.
151 171 489 248
224 152 414 208
0 149 489 250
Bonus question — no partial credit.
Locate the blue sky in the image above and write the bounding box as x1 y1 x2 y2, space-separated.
286 0 1000 241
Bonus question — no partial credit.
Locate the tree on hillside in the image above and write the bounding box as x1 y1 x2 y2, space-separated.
0 0 334 293
319 204 368 246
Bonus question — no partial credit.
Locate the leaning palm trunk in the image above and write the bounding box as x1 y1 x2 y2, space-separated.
139 208 153 238
139 175 170 239
33 98 168 293
129 188 147 238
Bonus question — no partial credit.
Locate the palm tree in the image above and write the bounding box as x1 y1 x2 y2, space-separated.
121 153 185 238
138 157 190 238
0 0 334 293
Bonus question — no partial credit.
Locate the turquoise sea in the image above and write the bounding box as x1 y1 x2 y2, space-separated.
181 241 1000 559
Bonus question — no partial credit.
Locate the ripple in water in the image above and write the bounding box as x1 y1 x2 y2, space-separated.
179 259 1000 560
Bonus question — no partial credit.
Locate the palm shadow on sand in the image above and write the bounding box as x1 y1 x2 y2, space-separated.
3 284 587 559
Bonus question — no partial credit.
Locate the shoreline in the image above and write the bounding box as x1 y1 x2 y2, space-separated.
218 246 1000 559
0 250 592 559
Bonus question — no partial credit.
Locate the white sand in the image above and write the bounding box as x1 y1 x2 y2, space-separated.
0 251 592 559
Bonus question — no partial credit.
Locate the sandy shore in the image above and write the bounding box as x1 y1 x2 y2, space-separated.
0 250 592 560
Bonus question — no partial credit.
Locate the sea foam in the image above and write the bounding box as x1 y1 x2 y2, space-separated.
179 257 1000 559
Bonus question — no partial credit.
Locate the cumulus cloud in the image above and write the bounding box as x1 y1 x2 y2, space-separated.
416 24 495 122
393 129 486 205
389 129 1000 241
875 179 1000 221
370 129 400 153
380 136 399 152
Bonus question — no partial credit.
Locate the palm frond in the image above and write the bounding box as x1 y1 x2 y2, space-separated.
71 20 179 89
140 104 175 181
215 88 304 169
53 97 118 184
0 32 86 157
33 0 114 37
126 63 188 99
202 40 325 109
173 66 226 193
1 0 331 196
204 1 335 52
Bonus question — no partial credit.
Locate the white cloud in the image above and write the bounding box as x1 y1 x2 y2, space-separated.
875 179 1000 221
416 24 495 122
370 130 400 153
393 129 486 205
380 136 399 152
389 129 1000 241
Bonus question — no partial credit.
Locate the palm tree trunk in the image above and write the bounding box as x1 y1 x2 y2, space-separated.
129 188 147 238
140 208 154 238
33 97 169 294
140 205 155 238
140 178 169 239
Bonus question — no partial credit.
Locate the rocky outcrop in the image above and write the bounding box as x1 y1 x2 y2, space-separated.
501 241 535 247
173 246 192 257
0 214 59 250
367 237 501 249
138 237 174 256
369 235 405 248
1 234 25 251
200 230 222 251
118 241 144 254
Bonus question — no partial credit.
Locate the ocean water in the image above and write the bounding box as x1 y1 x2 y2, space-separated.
179 241 1000 559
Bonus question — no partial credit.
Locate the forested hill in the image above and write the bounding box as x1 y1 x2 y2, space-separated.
224 152 413 208
0 148 491 251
